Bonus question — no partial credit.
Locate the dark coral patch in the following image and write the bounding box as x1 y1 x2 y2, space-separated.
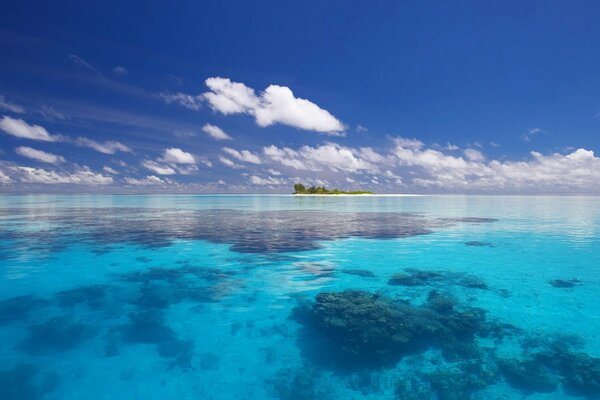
293 290 490 370
55 284 109 309
121 310 175 344
464 241 493 247
549 278 582 288
341 269 376 278
0 364 40 400
19 317 92 355
0 207 498 254
0 295 49 325
388 268 488 290
499 359 557 393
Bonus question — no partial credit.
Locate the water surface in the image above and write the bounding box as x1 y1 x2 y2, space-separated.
1 195 599 399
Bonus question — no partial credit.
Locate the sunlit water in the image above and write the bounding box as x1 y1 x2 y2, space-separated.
1 195 599 399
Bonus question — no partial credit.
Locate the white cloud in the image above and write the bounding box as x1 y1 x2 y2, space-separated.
0 95 25 114
0 116 60 141
16 146 65 164
160 92 203 111
521 127 544 142
356 125 368 133
203 77 345 134
124 175 169 185
40 106 66 120
75 137 131 154
69 54 97 72
393 137 424 149
463 148 485 162
0 169 13 183
392 139 600 191
267 168 281 176
218 156 244 169
249 175 287 185
222 147 261 164
263 143 377 172
103 166 119 174
142 160 176 175
113 66 128 76
202 123 232 140
14 166 112 185
161 148 196 164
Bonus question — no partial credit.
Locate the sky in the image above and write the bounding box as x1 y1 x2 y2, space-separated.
0 0 599 194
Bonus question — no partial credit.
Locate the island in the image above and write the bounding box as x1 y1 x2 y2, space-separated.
293 183 373 195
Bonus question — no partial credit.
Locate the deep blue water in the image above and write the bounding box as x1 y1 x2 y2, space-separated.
1 195 599 399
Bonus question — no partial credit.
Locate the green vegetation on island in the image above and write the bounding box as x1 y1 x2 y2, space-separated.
293 183 373 195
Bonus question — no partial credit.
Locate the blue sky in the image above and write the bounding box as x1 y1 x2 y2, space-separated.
0 1 599 193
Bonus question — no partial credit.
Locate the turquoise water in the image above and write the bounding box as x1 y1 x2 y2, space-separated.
1 195 599 399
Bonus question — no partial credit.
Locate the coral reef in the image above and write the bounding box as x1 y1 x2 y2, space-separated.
549 278 582 288
0 295 48 325
293 290 490 369
341 269 376 278
387 268 488 290
19 316 92 355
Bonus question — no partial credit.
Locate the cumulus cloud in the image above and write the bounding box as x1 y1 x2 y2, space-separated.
160 148 196 164
160 92 203 111
463 148 485 162
0 116 60 141
0 95 25 113
202 123 232 140
202 77 345 134
13 166 112 185
125 175 169 185
75 137 131 154
142 160 177 175
103 166 119 174
16 146 65 164
263 143 378 172
392 139 600 191
218 156 244 169
222 147 261 164
249 175 287 185
393 137 424 149
0 169 13 184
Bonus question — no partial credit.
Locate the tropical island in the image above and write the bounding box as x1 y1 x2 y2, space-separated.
293 183 374 195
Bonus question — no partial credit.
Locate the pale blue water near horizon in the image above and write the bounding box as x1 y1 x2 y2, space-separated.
1 195 600 399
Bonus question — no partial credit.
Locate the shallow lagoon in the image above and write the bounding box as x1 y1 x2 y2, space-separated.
1 195 599 399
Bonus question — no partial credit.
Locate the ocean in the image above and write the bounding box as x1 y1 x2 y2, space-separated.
1 195 599 399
